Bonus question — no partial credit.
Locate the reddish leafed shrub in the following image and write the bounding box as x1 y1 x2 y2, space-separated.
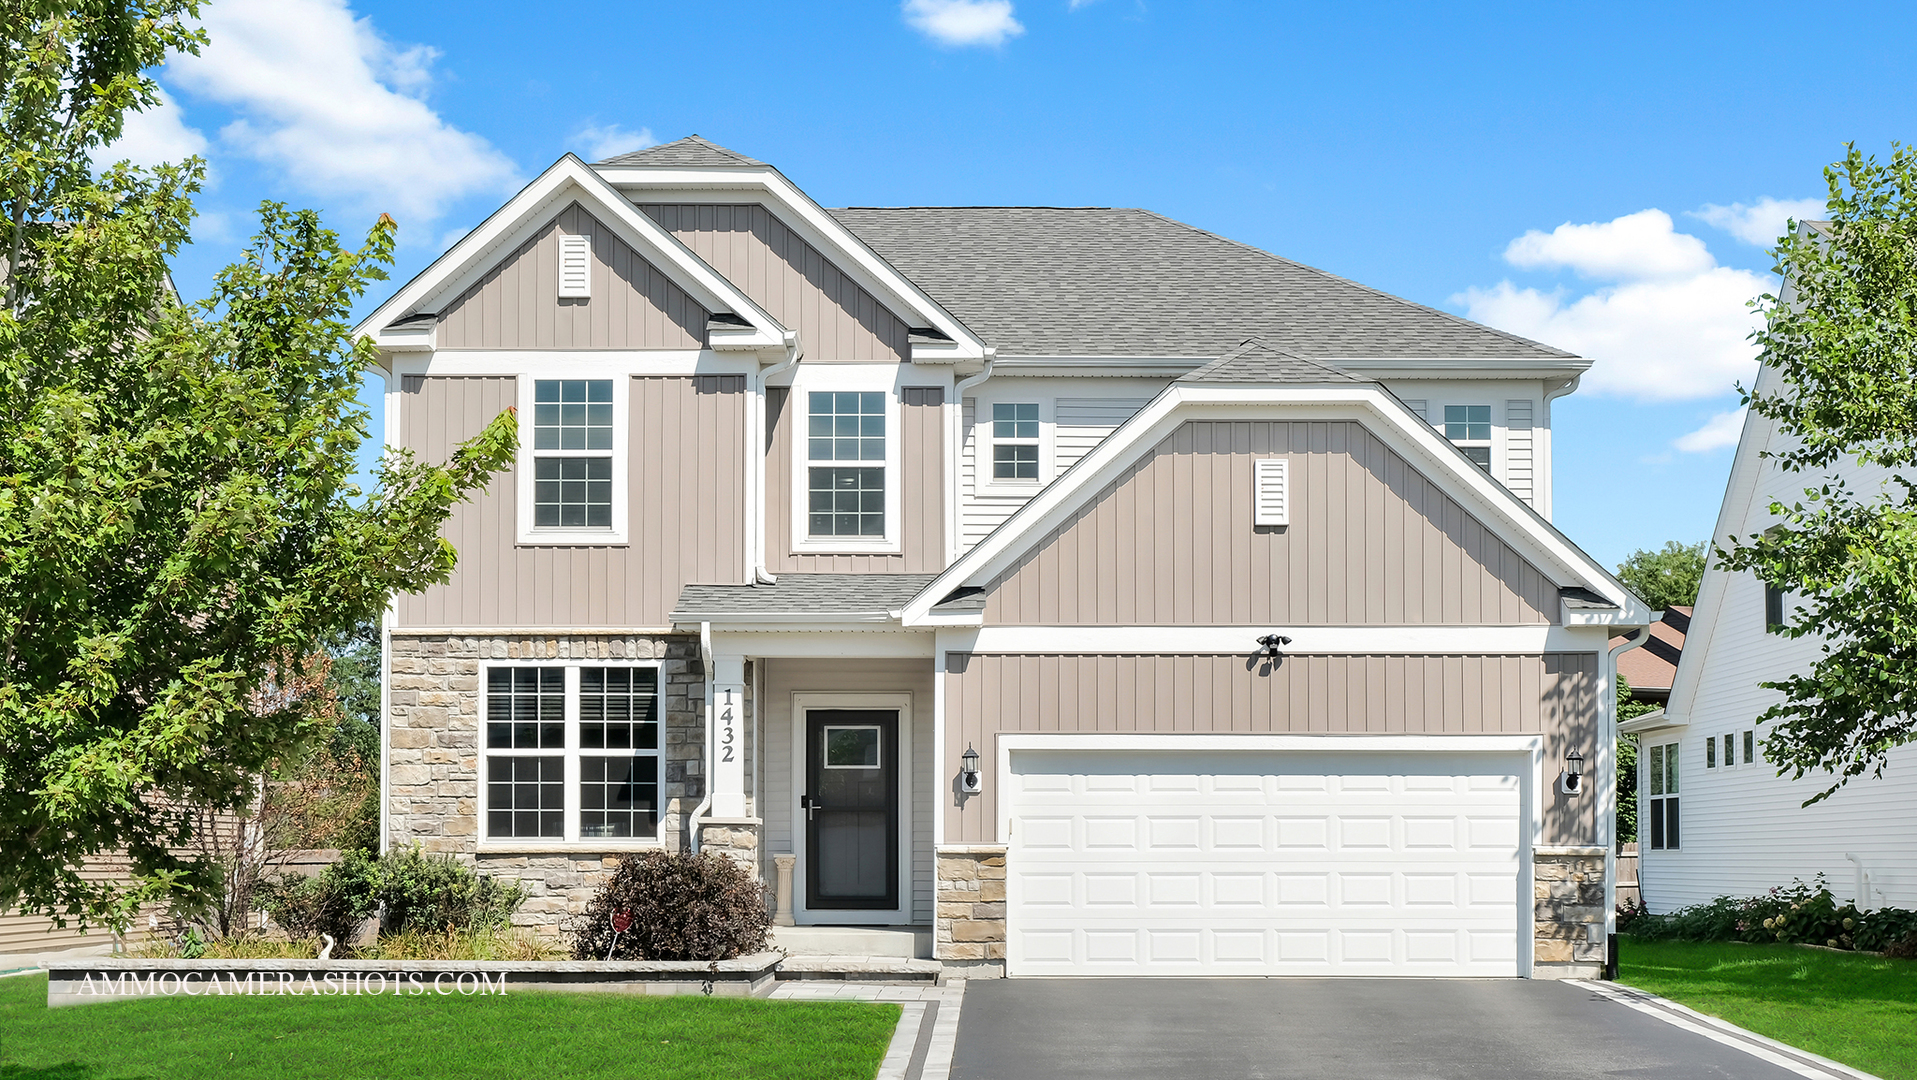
570 851 770 961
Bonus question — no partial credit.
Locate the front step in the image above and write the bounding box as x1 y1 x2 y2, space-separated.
770 926 930 959
774 955 943 984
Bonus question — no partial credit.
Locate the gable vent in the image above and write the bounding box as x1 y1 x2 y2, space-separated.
557 234 591 298
1253 458 1289 527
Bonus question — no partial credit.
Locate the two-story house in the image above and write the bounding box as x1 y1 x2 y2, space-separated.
356 136 1649 979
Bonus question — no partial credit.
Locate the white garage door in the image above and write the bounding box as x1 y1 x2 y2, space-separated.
1008 749 1526 977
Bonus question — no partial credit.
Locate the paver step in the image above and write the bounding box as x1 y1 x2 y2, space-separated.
774 955 943 984
769 925 930 959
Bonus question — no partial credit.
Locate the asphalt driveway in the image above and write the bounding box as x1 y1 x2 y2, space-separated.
950 979 1827 1080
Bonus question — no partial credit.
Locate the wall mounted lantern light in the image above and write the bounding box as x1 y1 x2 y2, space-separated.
1560 749 1585 795
1256 633 1293 659
959 744 983 795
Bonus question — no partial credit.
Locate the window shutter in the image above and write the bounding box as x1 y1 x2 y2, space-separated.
557 235 591 298
1253 458 1289 526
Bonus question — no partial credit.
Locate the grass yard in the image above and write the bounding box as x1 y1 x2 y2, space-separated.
1618 938 1917 1080
0 973 898 1080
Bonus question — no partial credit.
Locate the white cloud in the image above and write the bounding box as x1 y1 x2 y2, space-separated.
96 87 208 169
168 0 518 227
1502 209 1713 280
903 0 1025 46
1691 197 1826 247
1674 407 1748 453
571 123 655 163
1456 209 1766 402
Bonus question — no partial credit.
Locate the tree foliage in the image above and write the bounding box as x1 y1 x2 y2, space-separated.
0 3 516 929
1717 143 1917 804
1615 541 1706 612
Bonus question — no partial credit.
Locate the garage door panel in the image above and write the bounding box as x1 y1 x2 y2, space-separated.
1009 750 1527 977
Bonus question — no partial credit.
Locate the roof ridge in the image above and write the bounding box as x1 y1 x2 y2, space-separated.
596 134 766 168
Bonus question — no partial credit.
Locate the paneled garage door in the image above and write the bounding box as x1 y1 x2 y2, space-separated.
1007 749 1527 977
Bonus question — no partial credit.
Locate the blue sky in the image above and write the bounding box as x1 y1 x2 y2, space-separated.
113 0 1917 571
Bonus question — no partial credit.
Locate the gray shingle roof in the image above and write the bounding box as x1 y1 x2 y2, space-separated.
673 574 939 618
1180 338 1369 385
829 207 1574 361
598 135 765 168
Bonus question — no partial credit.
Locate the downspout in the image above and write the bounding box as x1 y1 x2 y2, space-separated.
1539 375 1581 521
1844 853 1872 910
687 621 716 853
1608 616 1656 925
753 333 803 585
377 358 396 858
948 351 996 563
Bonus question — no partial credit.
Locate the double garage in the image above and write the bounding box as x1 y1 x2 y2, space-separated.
998 737 1545 978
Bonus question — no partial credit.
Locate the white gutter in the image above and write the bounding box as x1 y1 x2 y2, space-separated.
1608 613 1657 917
1845 853 1874 910
947 352 995 563
753 334 803 585
687 621 716 852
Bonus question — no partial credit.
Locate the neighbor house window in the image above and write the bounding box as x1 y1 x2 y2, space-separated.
1722 733 1735 769
1646 741 1679 850
808 391 886 538
533 380 613 529
1744 729 1756 765
1444 405 1492 471
484 664 661 843
992 402 1040 481
1706 735 1717 769
1764 582 1785 633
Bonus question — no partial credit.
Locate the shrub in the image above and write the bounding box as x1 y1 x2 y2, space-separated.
1623 874 1917 956
376 846 525 935
1615 896 1648 934
572 851 770 961
259 848 380 946
1885 932 1917 961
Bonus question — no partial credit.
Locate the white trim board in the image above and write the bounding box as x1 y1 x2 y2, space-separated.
944 625 1610 655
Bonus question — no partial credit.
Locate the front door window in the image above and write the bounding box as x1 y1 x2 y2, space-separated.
804 710 899 910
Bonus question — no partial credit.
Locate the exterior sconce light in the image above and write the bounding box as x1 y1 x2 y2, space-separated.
959 744 983 795
1256 633 1292 659
1560 749 1585 795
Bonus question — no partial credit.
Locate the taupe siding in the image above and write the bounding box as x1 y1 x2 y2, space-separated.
760 658 935 924
943 652 1600 845
765 386 946 573
396 375 748 628
639 203 909 361
983 420 1558 625
438 203 706 350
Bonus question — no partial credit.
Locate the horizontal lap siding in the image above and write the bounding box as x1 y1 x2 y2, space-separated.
638 203 910 362
943 652 1599 846
396 375 747 627
438 203 705 349
984 420 1557 625
765 387 945 574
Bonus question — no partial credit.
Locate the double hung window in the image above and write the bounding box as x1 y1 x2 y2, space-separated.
991 403 1040 481
1646 741 1679 849
808 391 887 538
533 380 613 530
1444 405 1493 471
484 664 660 843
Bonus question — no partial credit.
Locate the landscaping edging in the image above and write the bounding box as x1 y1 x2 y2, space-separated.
44 953 784 1007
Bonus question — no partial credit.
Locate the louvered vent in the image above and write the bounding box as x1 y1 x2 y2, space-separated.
1253 458 1289 526
557 234 591 298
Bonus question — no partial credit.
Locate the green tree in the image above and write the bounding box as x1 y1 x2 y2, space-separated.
0 3 516 930
1614 675 1655 846
1717 143 1917 805
1615 541 1706 611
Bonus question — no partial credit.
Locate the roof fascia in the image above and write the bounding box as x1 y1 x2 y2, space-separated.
1333 357 1593 380
900 383 1649 625
353 155 788 353
595 165 988 361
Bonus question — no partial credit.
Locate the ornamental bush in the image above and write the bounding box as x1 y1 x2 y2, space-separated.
1626 875 1917 956
376 846 525 935
571 851 770 962
258 849 380 946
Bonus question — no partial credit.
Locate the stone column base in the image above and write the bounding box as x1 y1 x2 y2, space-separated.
698 817 763 878
1533 845 1607 979
936 845 1007 973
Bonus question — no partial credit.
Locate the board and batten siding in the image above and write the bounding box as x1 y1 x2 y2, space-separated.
396 374 748 628
437 203 706 350
759 658 935 924
943 652 1600 846
638 203 909 362
983 420 1559 626
765 386 945 574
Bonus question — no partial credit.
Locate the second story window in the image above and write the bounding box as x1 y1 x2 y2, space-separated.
808 391 886 538
1444 405 1492 471
992 402 1040 481
533 380 613 529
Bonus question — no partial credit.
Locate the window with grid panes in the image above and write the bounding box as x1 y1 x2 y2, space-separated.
485 668 565 838
1444 405 1492 471
992 402 1040 480
533 380 613 529
807 391 886 537
578 668 660 838
483 664 665 844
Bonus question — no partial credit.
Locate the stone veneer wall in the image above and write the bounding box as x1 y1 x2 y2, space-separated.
1533 847 1608 978
386 633 709 935
935 846 1007 975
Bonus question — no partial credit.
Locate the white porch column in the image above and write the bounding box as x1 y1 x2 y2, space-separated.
710 652 748 818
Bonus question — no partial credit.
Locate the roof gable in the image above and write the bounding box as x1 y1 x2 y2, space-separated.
1179 337 1368 384
597 134 766 168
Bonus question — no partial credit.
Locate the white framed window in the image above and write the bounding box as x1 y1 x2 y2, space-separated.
990 402 1041 484
1444 404 1493 471
1646 741 1679 850
791 373 902 554
481 662 662 846
1743 729 1756 765
516 374 629 545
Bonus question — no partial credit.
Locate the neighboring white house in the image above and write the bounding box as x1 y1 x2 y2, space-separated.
1621 356 1917 912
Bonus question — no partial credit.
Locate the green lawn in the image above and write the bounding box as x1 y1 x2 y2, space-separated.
1618 938 1917 1080
0 973 898 1080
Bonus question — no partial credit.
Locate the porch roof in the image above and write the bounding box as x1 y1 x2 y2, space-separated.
672 574 939 621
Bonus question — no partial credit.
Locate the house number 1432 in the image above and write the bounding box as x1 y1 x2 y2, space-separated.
719 689 736 763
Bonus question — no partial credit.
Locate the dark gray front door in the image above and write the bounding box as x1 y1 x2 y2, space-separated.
803 709 899 910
